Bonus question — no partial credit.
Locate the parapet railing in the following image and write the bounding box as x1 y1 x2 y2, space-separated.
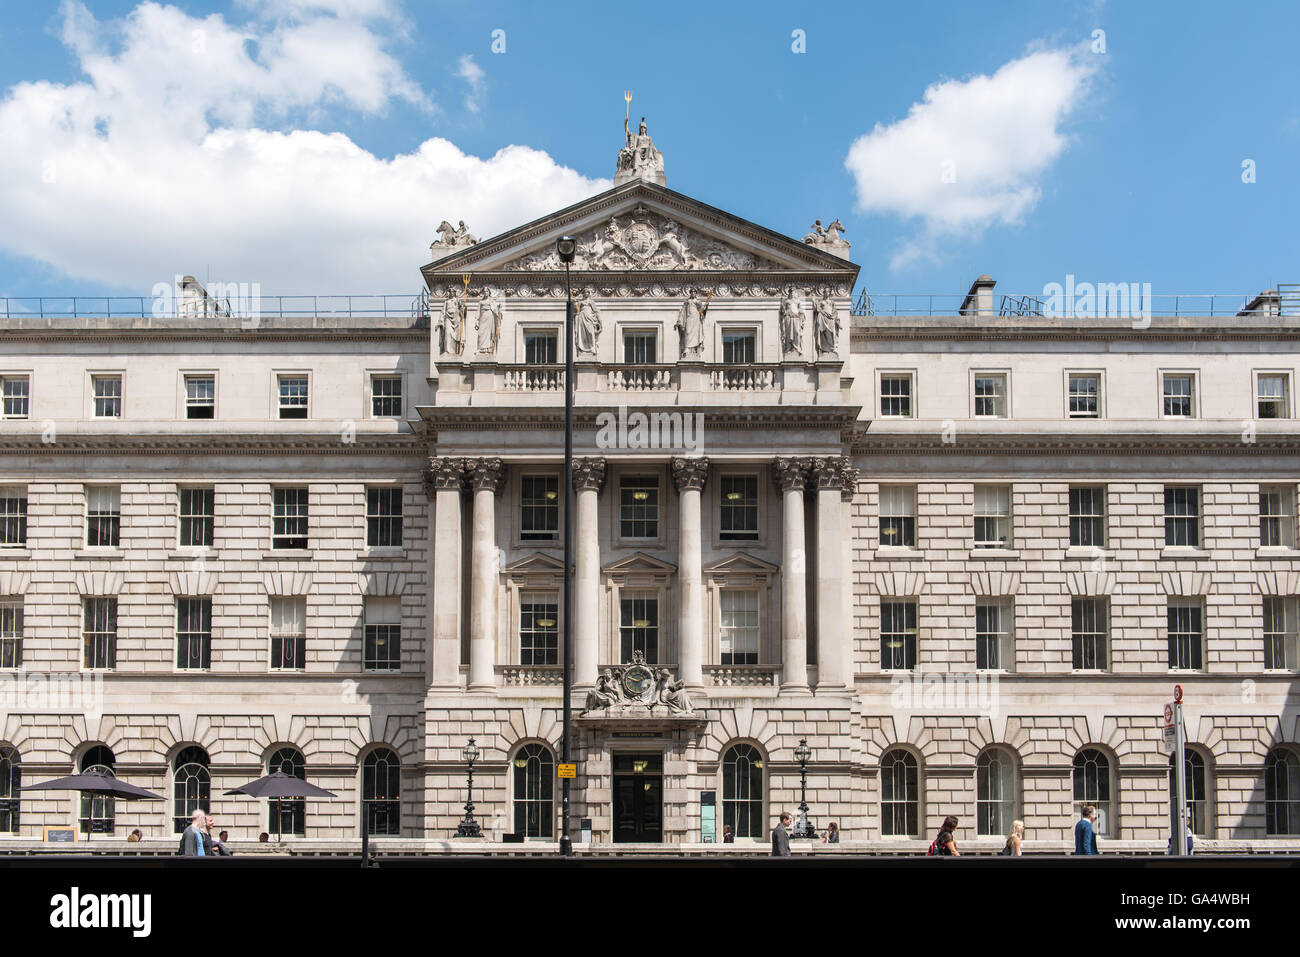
0 294 429 320
853 291 1291 318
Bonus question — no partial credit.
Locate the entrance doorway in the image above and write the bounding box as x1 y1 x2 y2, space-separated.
612 752 663 843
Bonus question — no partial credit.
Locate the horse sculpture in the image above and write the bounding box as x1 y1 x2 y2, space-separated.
435 220 477 247
803 218 846 244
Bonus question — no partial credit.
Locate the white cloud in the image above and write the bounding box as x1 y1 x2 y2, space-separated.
0 2 609 293
845 48 1096 270
456 55 486 114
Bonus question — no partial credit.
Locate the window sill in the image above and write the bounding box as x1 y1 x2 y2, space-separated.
969 548 1019 560
1064 546 1109 561
1160 547 1210 560
0 548 31 560
874 547 924 560
75 549 124 560
1256 547 1300 560
357 548 406 561
169 548 215 560
263 549 313 560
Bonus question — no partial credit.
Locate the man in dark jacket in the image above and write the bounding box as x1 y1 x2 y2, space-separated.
1074 804 1100 855
179 809 207 856
771 811 792 857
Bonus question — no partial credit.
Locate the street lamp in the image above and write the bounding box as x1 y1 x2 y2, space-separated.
457 737 483 838
793 738 817 838
557 235 577 858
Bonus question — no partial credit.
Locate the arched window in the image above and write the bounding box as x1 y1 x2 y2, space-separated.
880 749 919 837
512 743 554 839
268 747 306 836
79 745 116 835
0 747 19 834
1169 749 1209 836
976 748 1017 837
1073 749 1113 837
721 743 764 840
362 748 401 837
172 746 211 834
1265 748 1300 836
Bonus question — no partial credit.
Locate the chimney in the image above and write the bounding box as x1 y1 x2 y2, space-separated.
1239 289 1281 317
960 274 996 317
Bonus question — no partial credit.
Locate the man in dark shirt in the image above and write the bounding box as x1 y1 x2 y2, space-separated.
772 811 792 857
1074 804 1100 855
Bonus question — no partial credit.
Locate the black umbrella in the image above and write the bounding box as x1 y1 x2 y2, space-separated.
22 770 164 841
225 771 336 842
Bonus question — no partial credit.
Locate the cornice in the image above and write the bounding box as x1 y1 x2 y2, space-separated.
850 434 1300 456
0 433 427 456
850 323 1300 343
417 405 861 432
0 327 428 343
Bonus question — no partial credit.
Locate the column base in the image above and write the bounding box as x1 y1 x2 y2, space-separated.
778 682 811 695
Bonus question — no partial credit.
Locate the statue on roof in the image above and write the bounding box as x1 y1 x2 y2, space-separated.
615 93 666 186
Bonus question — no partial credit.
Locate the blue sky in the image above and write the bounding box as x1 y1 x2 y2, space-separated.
0 0 1295 302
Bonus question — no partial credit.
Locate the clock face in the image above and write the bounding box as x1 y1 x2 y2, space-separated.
622 665 654 700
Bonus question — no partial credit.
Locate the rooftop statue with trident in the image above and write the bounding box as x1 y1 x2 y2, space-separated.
614 91 666 186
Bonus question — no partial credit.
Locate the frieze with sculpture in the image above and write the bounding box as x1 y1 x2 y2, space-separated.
582 651 695 716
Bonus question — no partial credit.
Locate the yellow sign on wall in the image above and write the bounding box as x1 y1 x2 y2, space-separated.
557 763 577 779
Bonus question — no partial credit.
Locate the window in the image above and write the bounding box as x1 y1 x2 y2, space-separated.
370 375 403 417
366 487 403 548
879 374 913 418
1167 600 1204 670
880 600 917 670
976 748 1017 837
1263 597 1298 670
0 486 26 548
1162 373 1195 417
1164 487 1200 547
267 748 306 836
270 597 306 670
973 486 1011 549
973 373 1007 417
512 743 555 839
184 375 215 419
272 487 309 549
364 597 401 671
619 475 659 539
277 374 308 419
79 746 116 834
519 593 558 666
719 590 759 665
1069 486 1106 548
620 592 659 663
176 597 212 670
83 597 117 669
879 485 916 548
520 475 559 542
85 486 120 547
172 747 210 834
1265 748 1300 836
0 601 21 669
722 744 764 839
1073 749 1112 837
623 330 657 364
1067 374 1100 418
1171 749 1208 836
523 330 558 365
1071 598 1108 670
975 600 1013 671
1 376 29 419
363 748 401 836
1257 373 1290 419
719 475 759 541
0 747 18 834
1259 486 1295 548
92 374 122 417
178 487 214 548
880 749 919 837
721 330 757 364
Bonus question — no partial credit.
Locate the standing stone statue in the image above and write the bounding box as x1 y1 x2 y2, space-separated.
575 292 602 357
813 288 840 356
779 287 804 357
477 292 502 356
615 113 666 186
438 289 465 355
676 288 706 358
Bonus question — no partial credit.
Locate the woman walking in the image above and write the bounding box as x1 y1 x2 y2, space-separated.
1002 820 1024 856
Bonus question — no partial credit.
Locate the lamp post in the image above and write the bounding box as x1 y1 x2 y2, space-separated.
793 738 817 838
457 737 483 838
556 235 577 858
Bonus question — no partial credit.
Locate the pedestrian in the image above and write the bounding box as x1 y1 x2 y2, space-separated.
1074 803 1100 855
257 831 270 843
722 824 734 844
126 828 143 843
928 815 960 856
1167 833 1194 855
202 814 218 856
179 809 207 856
1001 820 1024 856
214 828 234 856
823 822 840 844
771 811 792 857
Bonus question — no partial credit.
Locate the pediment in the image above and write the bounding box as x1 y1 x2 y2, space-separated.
504 552 565 575
703 552 779 575
601 551 679 575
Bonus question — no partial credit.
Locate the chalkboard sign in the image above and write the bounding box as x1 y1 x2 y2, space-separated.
700 790 716 844
43 826 77 843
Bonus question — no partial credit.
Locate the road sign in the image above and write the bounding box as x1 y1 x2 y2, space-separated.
557 763 577 779
1173 684 1183 703
1163 724 1177 750
1163 704 1174 726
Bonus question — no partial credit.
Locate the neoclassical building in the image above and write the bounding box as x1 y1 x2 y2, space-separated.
0 125 1297 851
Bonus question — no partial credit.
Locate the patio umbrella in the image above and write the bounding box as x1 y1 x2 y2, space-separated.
225 771 336 842
22 770 164 842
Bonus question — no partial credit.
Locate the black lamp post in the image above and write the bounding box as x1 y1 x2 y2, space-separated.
793 738 817 838
456 737 483 838
557 235 577 858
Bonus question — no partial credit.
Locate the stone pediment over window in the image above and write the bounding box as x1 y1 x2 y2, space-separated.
602 551 677 583
505 552 565 585
703 552 778 586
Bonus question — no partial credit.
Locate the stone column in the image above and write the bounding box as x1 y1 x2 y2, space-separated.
773 456 812 693
841 464 859 687
573 457 606 688
672 456 710 687
423 457 465 688
811 456 849 691
466 457 505 690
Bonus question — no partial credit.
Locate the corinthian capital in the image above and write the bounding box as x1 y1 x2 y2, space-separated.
422 456 466 495
573 457 607 493
671 456 710 492
841 463 859 502
810 455 851 491
465 456 506 493
772 456 812 492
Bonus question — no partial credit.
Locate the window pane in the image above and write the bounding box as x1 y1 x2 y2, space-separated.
272 488 309 549
880 601 917 670
179 487 215 548
620 593 659 662
619 476 659 539
719 476 759 541
519 594 558 666
366 487 404 548
176 597 212 669
370 376 403 417
720 591 759 665
520 475 559 541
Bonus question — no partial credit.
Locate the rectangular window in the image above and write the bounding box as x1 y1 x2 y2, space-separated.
619 592 659 663
1259 486 1295 548
975 600 1012 670
277 375 309 419
1162 374 1195 418
0 487 27 548
1071 598 1108 670
178 487 214 548
623 330 657 364
370 375 403 417
1067 374 1100 418
92 375 122 418
619 475 659 539
1264 597 1298 670
523 331 558 365
519 593 558 666
973 485 1011 549
880 600 917 671
83 597 117 670
721 330 757 365
879 485 916 548
1 376 29 419
270 597 306 670
1069 486 1106 548
85 486 120 548
1164 487 1200 547
973 374 1007 418
366 487 404 548
364 596 401 671
719 475 759 541
520 475 559 542
719 590 759 665
175 597 212 670
1167 600 1204 670
1257 373 1290 419
879 374 913 418
184 375 215 419
0 601 22 669
272 487 309 549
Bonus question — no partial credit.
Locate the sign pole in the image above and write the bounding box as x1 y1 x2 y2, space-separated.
1172 686 1187 856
